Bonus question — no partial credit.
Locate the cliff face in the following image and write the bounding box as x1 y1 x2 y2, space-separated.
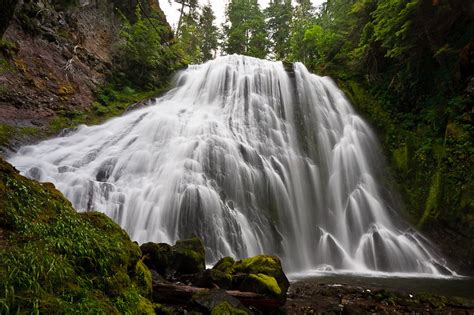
0 0 174 152
1 1 116 124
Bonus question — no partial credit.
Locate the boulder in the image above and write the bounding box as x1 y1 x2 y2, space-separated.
140 242 173 277
211 255 289 303
172 238 206 275
231 255 289 302
192 269 233 289
140 237 205 280
213 256 236 274
192 288 251 314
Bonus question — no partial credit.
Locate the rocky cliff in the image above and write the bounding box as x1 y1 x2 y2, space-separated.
0 0 175 153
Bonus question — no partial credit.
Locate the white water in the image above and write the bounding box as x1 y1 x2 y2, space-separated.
9 55 454 275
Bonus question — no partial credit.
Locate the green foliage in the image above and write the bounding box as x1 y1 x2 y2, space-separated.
0 159 153 314
223 0 269 58
211 301 248 315
47 84 167 135
288 0 315 63
287 0 474 264
115 6 182 89
265 0 293 60
198 5 219 62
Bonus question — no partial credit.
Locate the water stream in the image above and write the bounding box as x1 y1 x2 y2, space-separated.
8 55 455 276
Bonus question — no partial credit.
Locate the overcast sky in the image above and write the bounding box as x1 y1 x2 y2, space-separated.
158 0 326 30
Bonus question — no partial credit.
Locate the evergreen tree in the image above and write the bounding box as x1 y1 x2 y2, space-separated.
265 0 293 60
288 0 315 63
174 0 199 37
223 0 268 58
198 4 219 61
177 9 203 63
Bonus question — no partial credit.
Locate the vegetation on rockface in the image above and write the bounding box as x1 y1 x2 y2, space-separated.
0 158 155 314
0 0 184 152
276 0 474 273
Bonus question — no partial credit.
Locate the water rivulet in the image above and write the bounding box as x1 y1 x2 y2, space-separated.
9 55 454 275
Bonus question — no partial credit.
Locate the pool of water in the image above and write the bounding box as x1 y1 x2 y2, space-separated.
288 271 474 299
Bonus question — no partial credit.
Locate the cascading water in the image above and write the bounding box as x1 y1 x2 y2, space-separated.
8 55 453 275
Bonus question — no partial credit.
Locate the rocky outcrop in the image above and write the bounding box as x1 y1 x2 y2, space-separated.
0 0 118 126
140 239 289 312
0 0 174 154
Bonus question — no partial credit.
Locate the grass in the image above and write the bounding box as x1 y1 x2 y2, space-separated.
0 159 154 314
47 85 168 134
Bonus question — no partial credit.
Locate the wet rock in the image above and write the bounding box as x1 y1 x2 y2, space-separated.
141 242 173 277
211 255 289 303
192 288 251 314
141 237 205 280
192 269 233 289
172 238 206 275
232 255 290 301
213 256 235 273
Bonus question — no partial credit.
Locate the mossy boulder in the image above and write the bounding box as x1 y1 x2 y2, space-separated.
213 256 236 274
232 255 289 301
141 237 206 279
237 273 282 300
192 269 233 289
192 289 250 314
172 238 206 275
211 301 249 315
141 242 173 277
211 255 289 303
0 158 154 314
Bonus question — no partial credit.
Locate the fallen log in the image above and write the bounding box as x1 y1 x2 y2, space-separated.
152 282 284 310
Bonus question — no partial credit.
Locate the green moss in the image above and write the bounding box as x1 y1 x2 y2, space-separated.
169 238 206 275
134 260 153 297
217 255 289 302
0 158 153 314
393 144 408 171
209 269 233 289
0 123 43 147
233 255 286 286
154 303 173 315
418 170 441 228
211 301 249 315
213 256 235 274
46 85 167 135
247 273 281 296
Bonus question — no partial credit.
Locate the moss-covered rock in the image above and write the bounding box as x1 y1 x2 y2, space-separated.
237 273 282 300
213 256 236 274
141 242 173 276
211 301 249 315
172 237 206 275
141 238 206 280
192 269 233 289
135 260 153 297
210 255 289 303
232 255 289 299
192 288 250 314
0 158 154 314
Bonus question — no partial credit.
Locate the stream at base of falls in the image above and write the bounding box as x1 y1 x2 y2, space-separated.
289 273 474 299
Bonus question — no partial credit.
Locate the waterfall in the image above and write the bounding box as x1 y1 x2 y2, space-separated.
8 55 453 275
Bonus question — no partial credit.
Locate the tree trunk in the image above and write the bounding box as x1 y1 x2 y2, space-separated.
152 282 283 311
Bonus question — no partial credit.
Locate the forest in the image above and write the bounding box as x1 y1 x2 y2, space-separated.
0 0 473 313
